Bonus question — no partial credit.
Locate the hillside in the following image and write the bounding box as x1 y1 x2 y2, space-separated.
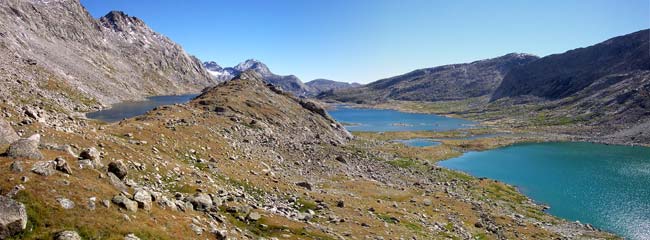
318 53 538 103
0 0 213 121
0 71 613 239
492 29 650 100
304 79 361 96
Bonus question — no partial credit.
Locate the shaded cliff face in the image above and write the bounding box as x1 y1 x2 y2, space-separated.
0 0 213 114
318 53 538 103
492 29 650 101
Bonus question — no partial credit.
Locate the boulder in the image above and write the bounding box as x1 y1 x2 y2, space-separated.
9 161 23 173
5 134 43 160
107 172 129 193
0 118 19 145
31 161 55 176
188 193 213 211
247 212 261 221
0 196 27 239
79 147 102 168
54 157 73 175
112 194 137 212
124 233 141 240
54 230 82 240
296 181 314 191
133 190 152 211
57 198 75 209
79 147 100 161
108 161 128 180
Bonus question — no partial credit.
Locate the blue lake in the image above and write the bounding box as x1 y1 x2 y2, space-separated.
328 107 476 132
439 142 650 240
86 94 198 122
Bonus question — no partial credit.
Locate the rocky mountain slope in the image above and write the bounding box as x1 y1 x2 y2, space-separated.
318 53 538 103
0 71 614 239
492 29 650 100
0 0 213 119
485 30 650 143
304 79 361 95
203 59 312 96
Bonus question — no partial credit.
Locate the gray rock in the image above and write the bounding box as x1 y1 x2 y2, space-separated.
54 157 73 175
296 181 314 191
0 195 27 239
5 134 43 160
124 233 141 240
423 198 432 206
112 194 137 212
57 197 75 209
9 161 23 173
107 172 129 193
189 193 213 211
133 190 152 211
0 118 19 145
78 148 99 161
247 212 262 221
158 196 178 211
335 155 347 164
31 161 55 176
108 161 128 179
213 229 227 240
54 230 82 240
190 223 203 235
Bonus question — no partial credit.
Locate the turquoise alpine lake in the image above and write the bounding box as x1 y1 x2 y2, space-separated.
328 106 476 132
439 142 650 240
87 94 198 122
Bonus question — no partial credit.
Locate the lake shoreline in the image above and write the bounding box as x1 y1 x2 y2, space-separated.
327 101 649 147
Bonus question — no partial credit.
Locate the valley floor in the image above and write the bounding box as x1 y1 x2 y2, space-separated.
0 79 619 239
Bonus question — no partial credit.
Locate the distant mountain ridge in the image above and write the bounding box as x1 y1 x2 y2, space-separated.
318 53 539 103
305 79 362 94
203 60 360 96
492 29 650 101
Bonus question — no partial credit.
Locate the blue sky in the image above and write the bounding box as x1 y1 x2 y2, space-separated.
81 0 649 84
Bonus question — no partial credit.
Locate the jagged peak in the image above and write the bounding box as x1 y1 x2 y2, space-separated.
100 10 146 31
234 59 271 74
203 61 223 71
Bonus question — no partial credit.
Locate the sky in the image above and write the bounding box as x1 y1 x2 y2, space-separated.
81 0 649 84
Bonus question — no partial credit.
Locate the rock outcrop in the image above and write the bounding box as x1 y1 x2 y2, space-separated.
5 134 43 160
0 118 18 145
0 196 27 239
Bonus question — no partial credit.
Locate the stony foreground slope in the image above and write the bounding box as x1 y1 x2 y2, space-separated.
0 71 615 239
0 0 213 122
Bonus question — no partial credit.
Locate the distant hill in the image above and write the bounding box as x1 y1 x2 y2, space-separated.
318 53 538 103
492 29 650 101
305 79 361 96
